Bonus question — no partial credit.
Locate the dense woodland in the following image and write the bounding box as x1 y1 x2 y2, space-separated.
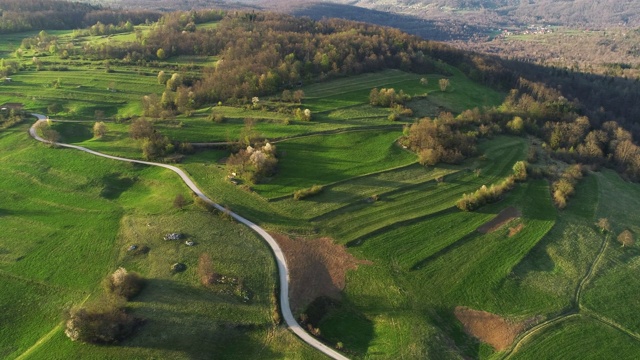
0 0 160 33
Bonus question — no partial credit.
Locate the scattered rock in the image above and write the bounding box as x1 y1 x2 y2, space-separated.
164 233 182 241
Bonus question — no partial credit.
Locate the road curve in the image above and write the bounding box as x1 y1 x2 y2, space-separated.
29 114 348 360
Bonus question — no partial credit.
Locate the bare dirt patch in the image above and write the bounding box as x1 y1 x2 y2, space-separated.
454 306 534 351
477 206 521 234
271 233 368 313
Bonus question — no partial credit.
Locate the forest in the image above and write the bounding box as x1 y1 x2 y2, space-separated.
0 0 160 33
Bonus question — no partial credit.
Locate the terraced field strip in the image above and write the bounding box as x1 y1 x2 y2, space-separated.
303 70 423 99
322 137 527 244
253 129 415 199
277 163 458 219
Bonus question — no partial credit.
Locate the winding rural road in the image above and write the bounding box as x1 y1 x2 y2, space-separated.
29 114 348 360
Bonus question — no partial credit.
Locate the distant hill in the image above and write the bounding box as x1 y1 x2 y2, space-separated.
86 0 640 40
326 0 640 28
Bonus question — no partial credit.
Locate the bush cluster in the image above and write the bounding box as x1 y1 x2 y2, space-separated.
457 161 527 211
103 267 144 300
65 268 145 344
65 305 141 344
369 87 411 107
226 142 278 184
456 176 516 211
552 164 584 209
293 185 323 200
404 114 477 166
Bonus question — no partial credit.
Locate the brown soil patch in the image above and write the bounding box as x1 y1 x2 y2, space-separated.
508 223 525 237
272 233 368 313
477 206 521 234
0 102 24 110
454 306 530 351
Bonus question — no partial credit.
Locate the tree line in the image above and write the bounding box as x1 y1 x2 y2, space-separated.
0 0 160 34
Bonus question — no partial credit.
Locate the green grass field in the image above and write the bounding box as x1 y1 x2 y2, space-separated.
0 124 320 359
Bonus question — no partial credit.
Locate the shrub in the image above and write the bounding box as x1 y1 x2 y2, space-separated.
93 121 107 138
551 164 584 209
512 161 528 181
456 176 516 211
65 305 141 344
293 185 323 200
198 253 217 285
617 230 635 247
596 218 612 233
103 267 144 300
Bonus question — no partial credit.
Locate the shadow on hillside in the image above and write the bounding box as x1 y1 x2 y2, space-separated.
431 306 481 358
132 278 232 305
119 305 280 359
292 2 485 42
306 293 374 356
100 173 137 199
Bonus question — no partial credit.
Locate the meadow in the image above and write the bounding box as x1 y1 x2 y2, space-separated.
0 123 320 359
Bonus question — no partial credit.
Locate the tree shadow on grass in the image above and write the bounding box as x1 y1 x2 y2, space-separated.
132 278 231 306
431 306 481 359
100 173 136 199
311 295 375 357
120 306 281 359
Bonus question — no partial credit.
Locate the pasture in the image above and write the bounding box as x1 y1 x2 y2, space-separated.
0 124 319 359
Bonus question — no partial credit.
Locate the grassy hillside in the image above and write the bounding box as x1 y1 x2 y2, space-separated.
2 15 640 360
0 123 320 359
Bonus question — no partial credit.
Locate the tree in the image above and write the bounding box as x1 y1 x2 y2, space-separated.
141 135 170 160
103 267 144 300
238 118 259 146
36 121 61 144
93 121 107 138
156 48 166 60
596 218 612 233
617 230 635 247
512 161 527 181
507 116 524 134
157 70 168 85
166 73 182 91
129 118 155 139
439 78 450 91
